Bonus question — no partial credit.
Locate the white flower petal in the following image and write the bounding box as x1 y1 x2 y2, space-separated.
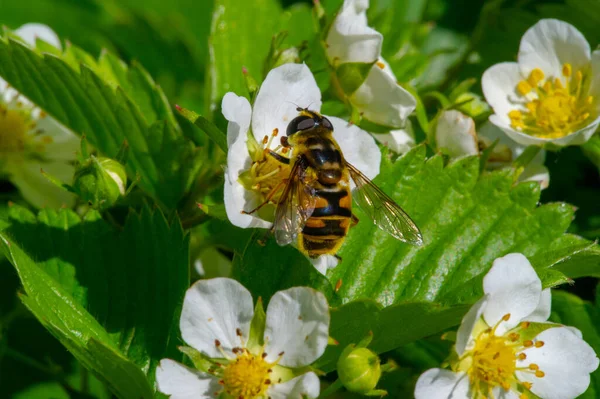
435 110 478 159
481 62 522 126
264 287 330 367
330 116 380 180
525 288 552 322
516 327 599 399
518 19 590 80
15 23 61 49
455 296 488 356
349 64 416 128
252 64 321 145
566 326 583 338
414 369 470 399
325 0 382 64
482 253 541 333
372 121 415 154
155 359 220 399
268 372 320 399
491 114 600 147
8 161 75 208
180 278 254 358
222 93 271 229
222 92 252 149
310 255 339 276
37 117 79 162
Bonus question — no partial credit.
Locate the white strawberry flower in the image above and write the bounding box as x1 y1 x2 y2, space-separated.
435 110 549 189
221 63 380 273
0 23 78 208
482 19 600 147
325 0 416 138
414 253 599 399
156 278 329 399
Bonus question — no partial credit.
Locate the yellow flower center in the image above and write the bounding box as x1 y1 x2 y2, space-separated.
209 335 284 399
0 107 29 154
509 64 594 139
0 101 52 172
456 315 547 399
238 128 291 218
221 349 272 398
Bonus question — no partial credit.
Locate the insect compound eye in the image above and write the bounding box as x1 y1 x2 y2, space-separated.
321 117 333 131
286 115 315 136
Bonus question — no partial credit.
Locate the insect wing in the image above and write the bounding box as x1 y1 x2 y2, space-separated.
347 163 423 245
273 160 316 246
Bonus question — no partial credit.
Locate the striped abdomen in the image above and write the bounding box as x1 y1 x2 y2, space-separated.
298 135 352 258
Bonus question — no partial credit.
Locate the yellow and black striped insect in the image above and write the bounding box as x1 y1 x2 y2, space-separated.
245 108 422 259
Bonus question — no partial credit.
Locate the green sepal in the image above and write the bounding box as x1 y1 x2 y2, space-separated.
246 129 264 162
176 105 228 153
479 138 499 172
514 321 561 343
196 203 228 221
179 346 214 373
243 67 260 101
512 145 542 182
247 297 267 352
335 62 374 96
448 78 477 102
454 92 490 120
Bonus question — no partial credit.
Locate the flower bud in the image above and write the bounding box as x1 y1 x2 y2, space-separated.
337 346 382 394
455 92 490 119
72 156 126 210
272 47 300 69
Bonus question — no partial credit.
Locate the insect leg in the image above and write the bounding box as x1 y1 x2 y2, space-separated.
351 214 359 226
241 179 287 215
268 150 290 164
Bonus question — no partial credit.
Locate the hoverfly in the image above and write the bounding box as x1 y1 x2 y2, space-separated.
244 108 423 259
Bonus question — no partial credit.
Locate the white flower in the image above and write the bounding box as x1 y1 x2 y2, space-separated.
435 110 549 189
0 23 78 208
156 278 329 399
482 19 600 147
435 110 479 159
221 63 380 229
325 0 416 130
415 253 599 399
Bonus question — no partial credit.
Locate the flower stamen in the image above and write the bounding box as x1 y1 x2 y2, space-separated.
508 64 595 138
455 317 548 398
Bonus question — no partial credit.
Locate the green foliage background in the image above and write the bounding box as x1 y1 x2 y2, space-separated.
0 0 599 398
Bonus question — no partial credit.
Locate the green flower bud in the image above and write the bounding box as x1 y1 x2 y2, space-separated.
72 156 127 210
337 346 382 394
455 92 490 119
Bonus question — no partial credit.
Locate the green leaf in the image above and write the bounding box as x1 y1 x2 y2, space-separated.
234 145 600 371
1 205 189 396
0 37 202 209
315 299 469 372
232 231 331 302
549 290 600 399
0 235 153 399
330 146 596 307
207 0 282 120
